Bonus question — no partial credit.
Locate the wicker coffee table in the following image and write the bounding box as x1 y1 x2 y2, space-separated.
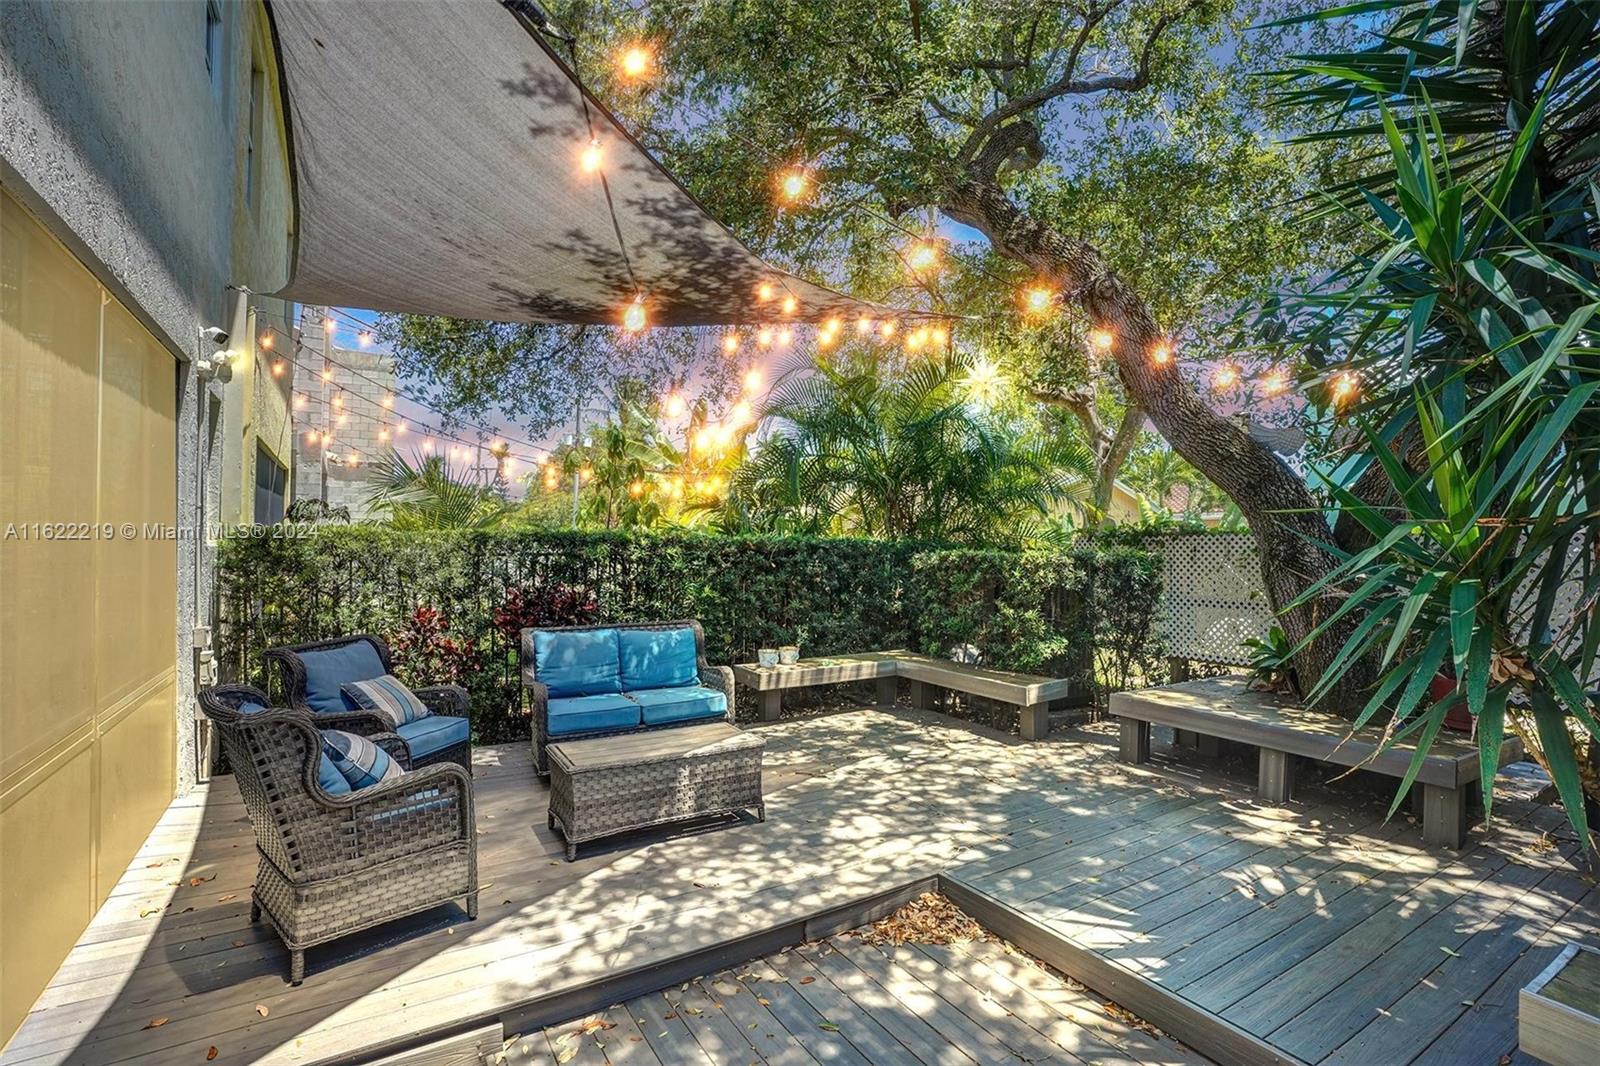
546 722 765 861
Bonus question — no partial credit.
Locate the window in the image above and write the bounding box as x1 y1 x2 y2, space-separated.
245 64 264 208
205 2 223 98
254 443 288 524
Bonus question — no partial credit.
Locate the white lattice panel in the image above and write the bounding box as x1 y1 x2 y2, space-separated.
1157 534 1274 665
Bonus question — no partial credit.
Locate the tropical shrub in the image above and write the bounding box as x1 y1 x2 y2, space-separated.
1265 0 1600 841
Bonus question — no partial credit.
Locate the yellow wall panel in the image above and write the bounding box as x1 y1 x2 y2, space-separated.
0 196 101 780
95 675 177 903
1 189 179 1041
0 746 94 1039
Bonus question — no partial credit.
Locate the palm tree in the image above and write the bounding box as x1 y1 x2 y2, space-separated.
725 350 1093 546
364 451 515 530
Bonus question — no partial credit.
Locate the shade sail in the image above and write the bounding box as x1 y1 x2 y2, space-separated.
266 0 897 326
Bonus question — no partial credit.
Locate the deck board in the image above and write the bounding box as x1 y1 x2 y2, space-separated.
3 705 1590 1066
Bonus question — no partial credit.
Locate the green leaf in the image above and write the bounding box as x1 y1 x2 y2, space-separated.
1532 691 1592 850
1476 688 1506 822
1386 700 1448 821
1449 579 1479 676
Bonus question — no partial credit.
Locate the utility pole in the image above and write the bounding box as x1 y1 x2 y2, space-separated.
318 306 331 503
568 392 583 528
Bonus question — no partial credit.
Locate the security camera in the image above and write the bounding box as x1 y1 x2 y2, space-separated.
200 326 230 348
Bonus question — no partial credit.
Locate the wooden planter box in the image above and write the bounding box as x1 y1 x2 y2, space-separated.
1520 942 1600 1066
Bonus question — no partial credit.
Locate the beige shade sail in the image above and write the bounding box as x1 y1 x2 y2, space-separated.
266 0 909 326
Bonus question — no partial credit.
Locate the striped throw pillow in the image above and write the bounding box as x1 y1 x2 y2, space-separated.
320 730 403 791
341 674 431 728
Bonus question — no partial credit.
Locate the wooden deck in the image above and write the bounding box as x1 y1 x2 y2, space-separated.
527 928 1207 1065
2 703 1592 1065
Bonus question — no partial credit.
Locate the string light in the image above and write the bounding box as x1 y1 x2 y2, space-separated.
260 333 274 350
757 326 774 348
321 366 334 382
580 137 603 174
396 420 408 435
731 399 754 423
905 240 940 273
322 317 336 332
357 331 372 347
931 326 948 346
628 479 645 497
1089 328 1115 352
379 428 390 442
622 292 648 332
1214 363 1240 389
664 393 687 418
1262 369 1287 396
780 294 798 315
744 368 763 391
905 327 927 352
880 319 898 339
1150 340 1174 366
777 326 793 346
332 393 344 408
293 394 306 409
1022 286 1055 316
618 45 653 79
722 332 740 355
272 360 286 378
778 168 808 203
756 281 775 302
856 315 874 334
381 394 395 409
422 438 434 453
1332 371 1359 404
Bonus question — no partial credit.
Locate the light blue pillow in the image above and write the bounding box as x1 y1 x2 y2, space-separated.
321 730 403 791
238 699 350 795
619 627 699 690
299 641 386 714
533 628 622 697
342 674 431 728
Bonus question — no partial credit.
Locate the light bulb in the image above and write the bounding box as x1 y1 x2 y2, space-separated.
856 315 873 334
665 393 687 418
622 294 648 332
260 333 274 350
880 320 898 339
779 169 808 202
619 45 652 79
357 331 372 347
381 394 394 408
722 333 740 354
1332 371 1359 403
1262 370 1287 395
757 326 774 348
272 360 285 378
781 294 798 315
580 137 603 174
756 281 775 302
905 240 939 273
1089 328 1115 351
1022 286 1054 315
778 326 793 346
1150 341 1174 366
744 368 763 391
1215 363 1240 389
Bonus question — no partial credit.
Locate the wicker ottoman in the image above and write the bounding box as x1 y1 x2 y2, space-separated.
546 722 765 861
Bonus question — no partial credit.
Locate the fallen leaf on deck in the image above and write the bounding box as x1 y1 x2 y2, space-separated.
207 1048 219 1061
218 894 237 902
140 908 159 918
819 1022 840 1032
629 1036 642 1043
757 997 772 1006
189 875 216 886
1440 946 1462 958
142 1017 168 1029
255 1004 268 1017
555 1046 577 1064
231 940 246 948
799 976 815 985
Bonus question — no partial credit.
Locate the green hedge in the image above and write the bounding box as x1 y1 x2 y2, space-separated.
217 527 1159 740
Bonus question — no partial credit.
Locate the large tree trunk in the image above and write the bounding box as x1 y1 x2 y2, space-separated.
942 126 1376 709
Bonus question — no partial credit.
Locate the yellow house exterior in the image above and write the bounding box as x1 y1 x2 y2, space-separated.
0 1 293 1042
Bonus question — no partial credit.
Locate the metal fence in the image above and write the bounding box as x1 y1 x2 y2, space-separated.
1153 533 1273 667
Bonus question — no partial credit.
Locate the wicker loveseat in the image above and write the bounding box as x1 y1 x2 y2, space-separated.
266 634 472 770
199 684 477 983
521 620 736 775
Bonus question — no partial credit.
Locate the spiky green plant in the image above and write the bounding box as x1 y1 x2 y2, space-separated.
364 451 515 530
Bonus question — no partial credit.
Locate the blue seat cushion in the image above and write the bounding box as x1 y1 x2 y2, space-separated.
619 627 700 691
547 693 641 736
629 686 727 726
299 641 386 713
396 715 470 759
238 698 349 794
534 628 622 697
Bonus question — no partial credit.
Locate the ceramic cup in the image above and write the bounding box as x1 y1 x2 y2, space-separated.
778 645 800 666
757 648 779 668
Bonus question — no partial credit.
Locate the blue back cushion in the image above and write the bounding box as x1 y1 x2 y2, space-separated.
619 627 699 691
534 628 621 697
299 641 386 713
238 698 349 795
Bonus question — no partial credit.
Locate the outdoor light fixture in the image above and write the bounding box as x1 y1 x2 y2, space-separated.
618 45 652 79
1150 341 1174 366
580 137 603 173
664 393 687 418
722 333 740 354
757 326 773 348
781 294 798 315
905 240 939 273
744 368 763 391
1215 363 1240 389
1332 371 1359 403
260 332 274 350
856 315 874 334
778 168 808 202
1089 328 1115 352
622 293 648 331
1022 286 1054 315
756 281 775 302
1262 370 1287 395
879 319 897 339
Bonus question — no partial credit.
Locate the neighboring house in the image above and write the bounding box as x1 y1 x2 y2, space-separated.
0 0 293 1042
290 305 400 520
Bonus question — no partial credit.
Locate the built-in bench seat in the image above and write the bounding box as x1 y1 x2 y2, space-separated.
1110 675 1523 849
732 649 1082 739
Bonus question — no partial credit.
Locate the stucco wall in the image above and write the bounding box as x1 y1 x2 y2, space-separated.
0 0 292 1042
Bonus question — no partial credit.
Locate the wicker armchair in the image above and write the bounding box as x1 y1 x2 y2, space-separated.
199 685 477 983
265 634 472 770
522 620 735 775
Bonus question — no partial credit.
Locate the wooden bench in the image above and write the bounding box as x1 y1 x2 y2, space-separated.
731 650 1079 740
1110 676 1523 849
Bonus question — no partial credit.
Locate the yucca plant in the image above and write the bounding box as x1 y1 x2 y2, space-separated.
1265 0 1600 844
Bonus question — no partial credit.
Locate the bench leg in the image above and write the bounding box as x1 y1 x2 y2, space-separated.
1258 749 1297 804
1119 718 1150 764
760 690 783 722
909 679 935 710
1019 702 1049 741
875 675 898 708
1418 783 1470 849
1196 733 1220 757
